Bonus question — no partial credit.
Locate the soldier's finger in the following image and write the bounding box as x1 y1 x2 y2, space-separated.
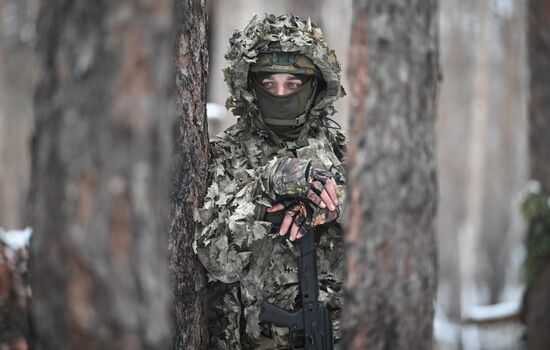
320 190 335 211
267 203 285 212
298 223 309 237
326 179 338 205
307 191 326 208
279 214 293 236
290 223 300 241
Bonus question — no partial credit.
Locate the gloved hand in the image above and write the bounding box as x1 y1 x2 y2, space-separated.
266 201 339 241
306 167 339 212
272 158 339 211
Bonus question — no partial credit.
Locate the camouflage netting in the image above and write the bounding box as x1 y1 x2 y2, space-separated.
223 13 346 139
521 182 550 284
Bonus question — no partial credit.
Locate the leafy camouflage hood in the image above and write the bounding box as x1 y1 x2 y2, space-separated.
223 14 346 142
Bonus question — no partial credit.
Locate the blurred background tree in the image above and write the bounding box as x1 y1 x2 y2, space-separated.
28 1 175 348
436 1 528 348
521 0 550 348
342 0 439 348
0 0 37 231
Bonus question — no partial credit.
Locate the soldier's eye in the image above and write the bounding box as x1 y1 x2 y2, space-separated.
286 81 302 89
262 81 274 89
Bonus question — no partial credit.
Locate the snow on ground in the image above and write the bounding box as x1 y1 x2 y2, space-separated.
0 227 32 250
435 297 526 350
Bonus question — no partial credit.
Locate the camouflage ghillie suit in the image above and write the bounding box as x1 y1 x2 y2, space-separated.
193 14 346 349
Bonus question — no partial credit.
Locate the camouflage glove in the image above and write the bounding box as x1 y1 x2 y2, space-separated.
268 201 339 241
305 167 336 210
271 158 338 211
310 205 339 227
284 202 311 239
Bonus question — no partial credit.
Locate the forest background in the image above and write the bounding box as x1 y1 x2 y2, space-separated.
0 0 548 349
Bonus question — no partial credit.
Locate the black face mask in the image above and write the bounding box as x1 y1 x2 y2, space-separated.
251 75 317 139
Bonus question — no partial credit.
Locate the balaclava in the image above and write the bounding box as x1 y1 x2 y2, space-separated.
249 52 322 140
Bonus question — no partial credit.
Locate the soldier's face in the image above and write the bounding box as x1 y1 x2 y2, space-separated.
259 73 304 96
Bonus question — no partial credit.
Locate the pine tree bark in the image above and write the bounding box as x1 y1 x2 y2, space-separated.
525 0 550 348
343 1 439 349
169 0 209 349
29 1 176 348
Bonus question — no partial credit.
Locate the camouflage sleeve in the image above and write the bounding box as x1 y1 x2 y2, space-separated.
270 157 311 199
332 181 346 225
192 138 311 284
331 129 347 164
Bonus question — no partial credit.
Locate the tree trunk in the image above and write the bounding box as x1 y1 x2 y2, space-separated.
0 0 38 229
342 1 439 349
28 1 175 348
528 0 550 195
524 0 550 348
437 2 528 347
169 0 209 349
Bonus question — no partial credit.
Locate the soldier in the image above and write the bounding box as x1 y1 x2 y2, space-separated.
193 14 346 349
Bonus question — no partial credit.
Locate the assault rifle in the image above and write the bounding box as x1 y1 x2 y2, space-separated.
259 227 334 349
